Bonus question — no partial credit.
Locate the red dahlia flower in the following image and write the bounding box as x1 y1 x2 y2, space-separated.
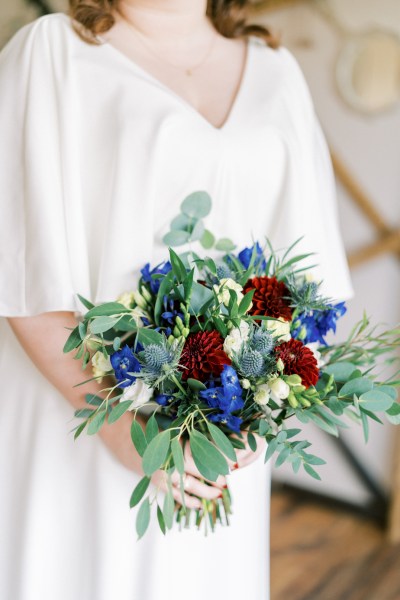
275 338 319 388
179 331 231 382
243 276 292 321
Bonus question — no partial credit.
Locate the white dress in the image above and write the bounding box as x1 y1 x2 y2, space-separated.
0 13 354 600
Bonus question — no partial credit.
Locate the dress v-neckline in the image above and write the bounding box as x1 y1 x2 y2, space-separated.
95 24 254 133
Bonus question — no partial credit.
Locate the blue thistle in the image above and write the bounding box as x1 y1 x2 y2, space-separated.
143 344 171 374
252 329 274 355
216 264 234 280
238 348 265 377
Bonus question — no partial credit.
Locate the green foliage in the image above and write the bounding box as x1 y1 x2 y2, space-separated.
136 497 151 539
131 420 148 457
108 401 133 424
85 302 130 318
87 410 107 435
145 414 159 443
63 326 82 353
142 431 171 476
171 438 185 474
189 429 229 480
207 423 237 462
130 476 151 508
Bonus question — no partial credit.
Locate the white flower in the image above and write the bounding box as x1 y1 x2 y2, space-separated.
121 379 153 410
131 306 147 328
91 351 112 381
306 342 325 368
254 384 271 406
241 378 251 390
268 377 290 402
223 321 250 357
133 290 147 309
265 317 291 342
214 278 244 307
276 358 285 372
117 291 135 309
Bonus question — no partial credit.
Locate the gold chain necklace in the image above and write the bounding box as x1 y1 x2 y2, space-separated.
116 9 218 77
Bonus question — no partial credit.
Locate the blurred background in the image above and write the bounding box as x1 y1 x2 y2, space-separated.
1 0 399 597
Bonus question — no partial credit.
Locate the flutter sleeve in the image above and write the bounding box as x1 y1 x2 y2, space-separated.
269 46 354 302
0 16 91 316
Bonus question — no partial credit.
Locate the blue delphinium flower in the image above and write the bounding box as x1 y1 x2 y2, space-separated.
200 365 244 433
293 302 347 345
155 394 172 406
238 242 267 272
141 260 172 294
160 295 184 336
110 345 141 388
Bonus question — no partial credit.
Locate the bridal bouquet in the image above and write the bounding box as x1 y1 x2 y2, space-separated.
64 191 400 538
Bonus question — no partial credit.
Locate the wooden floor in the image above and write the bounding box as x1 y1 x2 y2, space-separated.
270 488 400 600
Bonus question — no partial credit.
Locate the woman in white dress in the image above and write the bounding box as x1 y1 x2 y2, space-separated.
0 2 354 599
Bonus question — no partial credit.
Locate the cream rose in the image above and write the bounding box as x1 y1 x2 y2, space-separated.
91 351 112 381
268 377 290 403
121 379 153 410
214 278 244 307
223 321 250 357
265 317 291 342
254 384 271 406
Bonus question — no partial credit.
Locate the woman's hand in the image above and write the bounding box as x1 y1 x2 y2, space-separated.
230 430 266 470
151 441 227 509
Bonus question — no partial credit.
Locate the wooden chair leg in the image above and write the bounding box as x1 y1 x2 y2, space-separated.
388 429 400 544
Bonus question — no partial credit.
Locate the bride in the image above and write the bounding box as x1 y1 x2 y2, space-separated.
0 1 353 599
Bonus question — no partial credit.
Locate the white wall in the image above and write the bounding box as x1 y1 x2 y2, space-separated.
256 0 400 503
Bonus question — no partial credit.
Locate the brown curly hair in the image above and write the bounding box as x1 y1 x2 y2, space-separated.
68 1 280 49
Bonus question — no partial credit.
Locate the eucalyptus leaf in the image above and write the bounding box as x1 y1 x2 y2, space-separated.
142 431 171 476
187 281 214 314
63 326 82 353
275 445 290 467
163 230 191 247
108 400 133 424
201 229 215 249
303 463 321 480
87 410 107 435
207 423 237 462
130 476 151 508
190 219 205 242
136 497 151 539
339 377 373 398
77 294 95 310
323 361 357 383
157 504 166 535
163 488 175 530
181 191 212 219
136 328 164 347
189 429 229 477
359 389 394 412
170 213 193 232
378 385 398 401
386 402 400 425
264 437 279 463
131 420 148 457
215 238 236 252
145 414 159 443
85 302 129 318
171 438 185 475
85 393 104 406
90 316 119 335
